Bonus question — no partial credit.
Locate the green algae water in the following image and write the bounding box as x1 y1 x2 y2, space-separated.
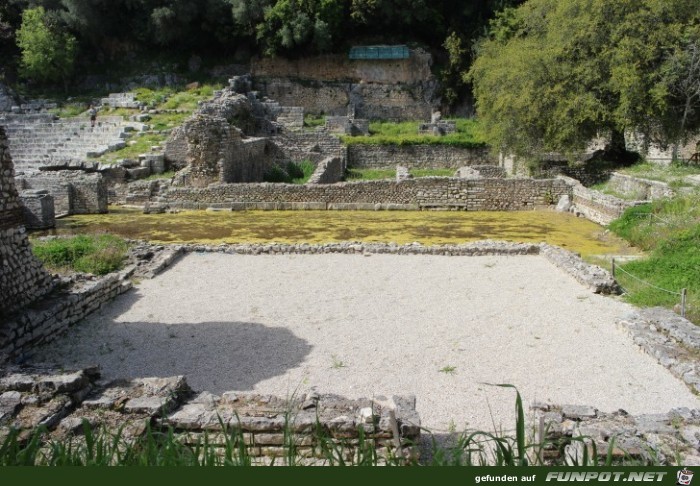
35 207 637 258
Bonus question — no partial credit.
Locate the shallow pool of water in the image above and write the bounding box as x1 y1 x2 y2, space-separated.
34 207 637 257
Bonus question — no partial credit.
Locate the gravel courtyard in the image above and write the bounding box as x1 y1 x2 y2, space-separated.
34 252 700 433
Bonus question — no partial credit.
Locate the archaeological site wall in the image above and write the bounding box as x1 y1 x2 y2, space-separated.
17 171 108 215
0 127 55 319
251 50 438 121
347 145 495 169
558 176 642 225
158 177 569 211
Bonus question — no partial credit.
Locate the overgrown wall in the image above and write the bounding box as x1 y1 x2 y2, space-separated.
347 145 495 169
608 173 673 200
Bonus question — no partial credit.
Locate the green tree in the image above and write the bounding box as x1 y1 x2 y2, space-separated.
16 6 76 88
468 0 700 158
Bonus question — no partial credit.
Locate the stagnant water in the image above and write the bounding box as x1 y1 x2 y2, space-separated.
34 207 637 257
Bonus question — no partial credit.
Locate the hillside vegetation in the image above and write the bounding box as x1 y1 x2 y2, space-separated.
609 192 700 323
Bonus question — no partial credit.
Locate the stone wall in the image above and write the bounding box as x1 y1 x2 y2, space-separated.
626 131 699 165
157 177 570 212
18 172 108 215
0 127 55 319
0 367 420 465
221 137 274 184
307 157 345 185
0 272 133 361
558 176 641 225
272 130 346 165
608 173 674 200
19 190 55 229
347 145 495 170
255 79 436 121
252 49 434 84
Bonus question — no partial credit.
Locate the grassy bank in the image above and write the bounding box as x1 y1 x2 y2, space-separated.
609 192 700 323
31 234 128 275
341 119 486 148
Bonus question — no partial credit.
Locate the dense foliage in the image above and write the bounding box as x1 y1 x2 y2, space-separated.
469 0 700 157
0 1 522 99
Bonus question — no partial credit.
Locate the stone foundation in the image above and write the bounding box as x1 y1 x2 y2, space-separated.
17 171 108 215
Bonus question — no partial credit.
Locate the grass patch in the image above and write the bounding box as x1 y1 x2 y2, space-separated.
341 119 487 148
31 235 128 276
345 168 395 180
609 192 700 323
617 161 700 184
410 169 455 178
143 170 176 181
304 113 326 129
263 160 316 184
93 132 167 164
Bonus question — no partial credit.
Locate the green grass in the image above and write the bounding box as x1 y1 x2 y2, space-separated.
263 160 316 184
344 168 456 180
608 192 700 323
345 168 395 180
50 103 87 118
618 161 700 184
341 119 487 148
410 169 456 177
143 170 176 181
31 235 128 275
304 113 326 129
93 132 168 164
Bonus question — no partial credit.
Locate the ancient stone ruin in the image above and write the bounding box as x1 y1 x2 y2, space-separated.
0 127 55 319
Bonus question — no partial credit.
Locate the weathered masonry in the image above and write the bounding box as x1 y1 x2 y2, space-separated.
0 127 55 318
156 177 569 211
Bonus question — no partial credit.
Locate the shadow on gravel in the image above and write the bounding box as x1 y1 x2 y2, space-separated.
29 290 313 393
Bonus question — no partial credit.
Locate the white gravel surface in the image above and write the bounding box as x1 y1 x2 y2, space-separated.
34 253 700 433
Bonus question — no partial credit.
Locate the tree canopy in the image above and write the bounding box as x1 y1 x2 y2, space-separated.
468 0 700 157
16 6 76 87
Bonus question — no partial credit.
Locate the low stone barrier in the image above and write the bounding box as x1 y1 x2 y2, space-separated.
558 176 641 225
157 177 570 212
0 367 420 465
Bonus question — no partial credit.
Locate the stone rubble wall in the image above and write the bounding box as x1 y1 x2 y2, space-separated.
0 273 133 362
558 176 642 225
0 245 183 362
253 79 436 121
0 368 420 465
0 128 55 319
156 177 570 212
220 137 274 184
252 50 434 85
276 106 304 130
19 191 55 230
531 403 700 465
608 173 674 200
347 144 495 170
17 172 108 215
271 129 346 166
307 157 345 185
